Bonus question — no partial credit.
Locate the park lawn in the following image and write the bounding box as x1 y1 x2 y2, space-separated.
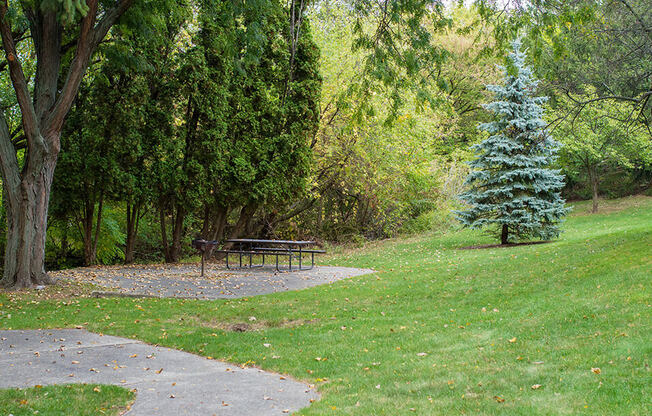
1 195 650 415
0 384 135 416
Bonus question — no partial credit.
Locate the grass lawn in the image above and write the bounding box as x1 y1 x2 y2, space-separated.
1 196 650 415
0 384 134 415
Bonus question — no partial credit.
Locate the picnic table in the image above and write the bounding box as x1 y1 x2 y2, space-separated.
191 238 325 276
221 239 324 271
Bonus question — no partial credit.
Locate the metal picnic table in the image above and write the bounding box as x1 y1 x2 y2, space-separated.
224 239 324 271
191 238 325 276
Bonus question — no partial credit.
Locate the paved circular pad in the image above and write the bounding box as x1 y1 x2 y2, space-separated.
53 264 375 299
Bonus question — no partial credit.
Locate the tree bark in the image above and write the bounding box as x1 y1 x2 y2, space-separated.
210 206 229 242
169 205 185 263
589 166 599 213
1 150 58 288
159 205 171 262
214 203 256 260
159 204 185 263
82 190 104 266
125 202 141 264
501 224 509 245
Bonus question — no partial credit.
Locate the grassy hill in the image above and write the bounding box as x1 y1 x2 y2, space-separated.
2 196 650 415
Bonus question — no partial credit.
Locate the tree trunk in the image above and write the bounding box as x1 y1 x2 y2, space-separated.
169 205 185 263
209 205 229 241
159 204 185 263
82 190 104 266
589 167 599 213
200 204 211 238
159 205 171 262
214 203 256 260
501 224 509 245
125 201 141 264
1 157 57 289
229 203 257 240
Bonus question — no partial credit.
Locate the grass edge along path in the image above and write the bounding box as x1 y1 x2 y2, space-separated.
1 195 651 415
0 384 135 416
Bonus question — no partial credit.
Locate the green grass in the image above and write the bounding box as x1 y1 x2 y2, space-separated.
0 384 135 415
1 196 651 415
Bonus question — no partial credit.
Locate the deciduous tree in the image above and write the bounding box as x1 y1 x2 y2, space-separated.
0 0 134 288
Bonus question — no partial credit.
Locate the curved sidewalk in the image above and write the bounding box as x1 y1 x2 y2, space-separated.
0 329 318 415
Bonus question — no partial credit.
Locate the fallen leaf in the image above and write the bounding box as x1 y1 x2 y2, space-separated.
531 384 542 390
591 367 601 374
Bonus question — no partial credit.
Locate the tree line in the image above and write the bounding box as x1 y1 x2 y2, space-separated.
0 0 650 286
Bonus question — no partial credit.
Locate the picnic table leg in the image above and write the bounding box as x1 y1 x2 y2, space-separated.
275 254 279 271
201 251 205 277
262 253 265 267
299 246 302 270
311 252 315 269
226 252 230 269
288 246 292 271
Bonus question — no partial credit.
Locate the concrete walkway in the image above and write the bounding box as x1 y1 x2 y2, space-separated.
0 329 318 415
52 264 375 299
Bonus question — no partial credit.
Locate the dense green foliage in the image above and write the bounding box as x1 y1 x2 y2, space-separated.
456 41 568 243
554 88 652 212
3 196 651 414
0 0 649 267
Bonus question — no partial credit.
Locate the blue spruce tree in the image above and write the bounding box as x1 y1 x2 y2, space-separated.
455 40 569 245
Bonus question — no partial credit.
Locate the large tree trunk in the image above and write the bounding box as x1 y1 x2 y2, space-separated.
1 156 57 289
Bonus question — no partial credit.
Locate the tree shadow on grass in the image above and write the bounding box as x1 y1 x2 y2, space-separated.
458 240 553 250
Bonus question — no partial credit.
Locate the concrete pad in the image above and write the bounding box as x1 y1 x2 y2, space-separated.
52 264 375 299
0 329 318 415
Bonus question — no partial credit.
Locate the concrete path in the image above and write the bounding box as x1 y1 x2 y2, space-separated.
52 264 375 300
0 329 318 415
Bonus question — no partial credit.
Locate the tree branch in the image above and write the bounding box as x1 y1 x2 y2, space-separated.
0 0 45 156
45 0 134 137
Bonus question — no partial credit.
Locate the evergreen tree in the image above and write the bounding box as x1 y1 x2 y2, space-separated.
455 40 568 244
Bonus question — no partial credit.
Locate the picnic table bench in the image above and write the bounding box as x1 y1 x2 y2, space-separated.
192 238 325 276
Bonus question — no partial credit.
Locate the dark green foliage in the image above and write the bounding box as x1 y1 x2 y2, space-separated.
47 0 321 264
